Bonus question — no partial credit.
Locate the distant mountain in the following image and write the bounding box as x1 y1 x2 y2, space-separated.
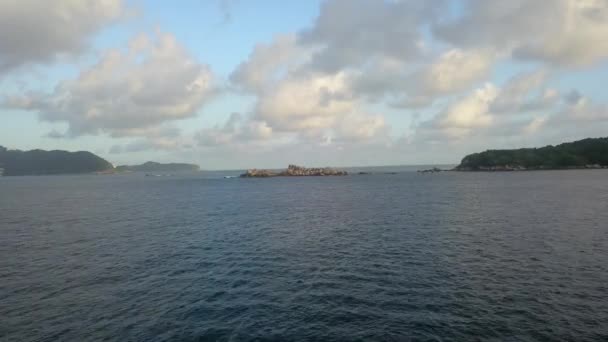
0 146 113 176
455 137 608 171
115 161 199 172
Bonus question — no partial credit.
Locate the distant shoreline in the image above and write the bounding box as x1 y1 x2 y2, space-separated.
453 167 608 172
450 137 608 172
418 165 608 173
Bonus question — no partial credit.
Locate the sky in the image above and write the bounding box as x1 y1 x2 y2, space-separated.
2 0 608 169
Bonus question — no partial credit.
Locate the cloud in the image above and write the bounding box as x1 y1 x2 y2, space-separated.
415 73 559 142
381 48 495 108
5 30 215 138
553 94 608 123
435 0 608 67
230 1 497 122
107 125 184 154
109 145 124 154
227 1 506 149
213 68 389 148
347 56 411 100
254 72 354 133
516 92 608 143
109 140 162 154
413 69 608 148
123 139 179 153
332 113 389 144
218 0 237 25
345 47 495 109
196 113 274 147
564 89 584 105
7 0 608 165
414 49 495 96
231 64 390 148
45 130 67 139
230 34 305 93
523 116 548 135
0 0 126 75
298 0 445 72
490 70 559 113
420 83 499 139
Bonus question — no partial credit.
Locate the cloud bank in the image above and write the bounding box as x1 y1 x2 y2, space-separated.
0 0 126 74
5 31 214 140
3 0 608 167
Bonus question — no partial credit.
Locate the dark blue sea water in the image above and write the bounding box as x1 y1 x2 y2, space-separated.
1 169 608 341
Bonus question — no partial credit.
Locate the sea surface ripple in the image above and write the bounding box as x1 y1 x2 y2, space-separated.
1 170 607 341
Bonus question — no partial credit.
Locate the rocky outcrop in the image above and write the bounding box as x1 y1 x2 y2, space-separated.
281 164 348 176
240 169 278 177
240 164 348 177
417 167 444 173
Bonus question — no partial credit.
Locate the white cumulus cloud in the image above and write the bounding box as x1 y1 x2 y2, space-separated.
4 31 215 138
435 0 608 67
0 0 127 74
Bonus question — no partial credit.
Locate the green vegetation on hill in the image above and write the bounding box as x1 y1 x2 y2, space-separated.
456 137 608 171
115 161 199 172
0 146 113 176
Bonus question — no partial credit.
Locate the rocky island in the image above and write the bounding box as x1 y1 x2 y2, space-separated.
417 167 444 174
241 164 348 177
454 137 608 171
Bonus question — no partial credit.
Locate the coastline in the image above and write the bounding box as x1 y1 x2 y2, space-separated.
453 164 608 172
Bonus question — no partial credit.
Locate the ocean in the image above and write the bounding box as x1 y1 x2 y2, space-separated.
1 169 607 341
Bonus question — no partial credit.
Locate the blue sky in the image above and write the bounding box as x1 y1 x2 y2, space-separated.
2 0 608 169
